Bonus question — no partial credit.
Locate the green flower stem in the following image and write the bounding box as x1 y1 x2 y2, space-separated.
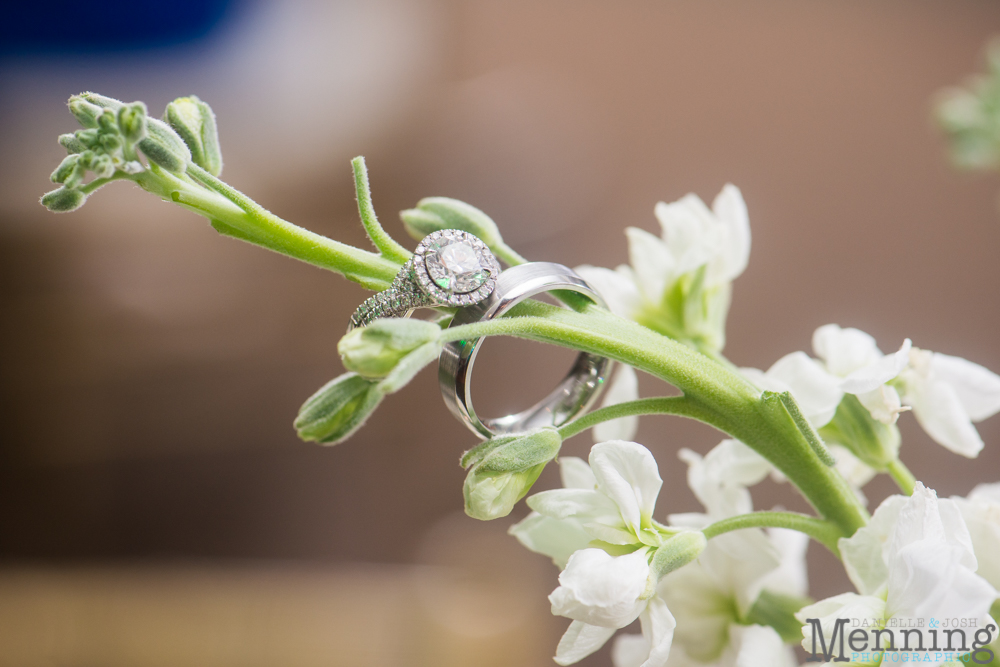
351 157 412 264
886 458 917 495
556 396 711 440
702 511 843 555
160 164 404 289
441 301 869 538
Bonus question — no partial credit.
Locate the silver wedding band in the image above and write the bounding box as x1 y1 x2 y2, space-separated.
439 262 612 439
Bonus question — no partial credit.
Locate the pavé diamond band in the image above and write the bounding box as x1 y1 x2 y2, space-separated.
439 262 612 439
348 229 501 330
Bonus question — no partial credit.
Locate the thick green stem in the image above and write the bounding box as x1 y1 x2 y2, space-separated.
351 157 412 264
442 302 869 538
702 511 843 555
886 459 917 495
149 164 403 288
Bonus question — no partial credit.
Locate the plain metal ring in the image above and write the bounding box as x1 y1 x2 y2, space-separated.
438 262 612 439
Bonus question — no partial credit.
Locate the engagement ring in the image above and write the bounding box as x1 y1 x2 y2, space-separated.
348 229 502 330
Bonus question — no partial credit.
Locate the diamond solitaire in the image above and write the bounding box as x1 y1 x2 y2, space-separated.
348 229 500 329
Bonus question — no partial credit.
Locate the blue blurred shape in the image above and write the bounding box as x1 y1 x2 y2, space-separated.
1 0 238 55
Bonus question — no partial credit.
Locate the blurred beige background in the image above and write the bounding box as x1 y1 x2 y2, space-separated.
2 1 1000 665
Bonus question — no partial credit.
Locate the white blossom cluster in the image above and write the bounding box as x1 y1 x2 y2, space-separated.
510 186 1000 667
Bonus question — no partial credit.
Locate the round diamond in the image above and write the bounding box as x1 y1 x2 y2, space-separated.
424 240 488 294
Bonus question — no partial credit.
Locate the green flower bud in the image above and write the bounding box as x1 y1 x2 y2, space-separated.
58 133 86 154
375 341 442 394
50 155 79 183
138 118 191 173
68 97 103 128
79 92 124 111
294 372 384 444
338 319 441 379
75 129 100 149
400 197 502 247
463 428 562 520
165 95 223 176
818 393 900 469
97 108 118 133
91 154 115 179
40 187 87 213
647 531 706 584
62 159 88 189
118 102 148 144
99 133 123 153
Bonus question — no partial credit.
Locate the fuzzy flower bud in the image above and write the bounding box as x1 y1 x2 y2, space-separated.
338 319 441 379
165 95 223 176
68 96 103 128
294 373 383 444
118 102 148 144
50 155 79 184
646 531 707 585
58 133 86 154
138 118 191 173
818 393 900 469
400 197 503 247
41 187 87 213
463 428 563 520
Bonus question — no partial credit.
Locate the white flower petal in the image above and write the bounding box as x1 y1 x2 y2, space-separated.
931 352 1000 422
625 227 674 304
559 456 597 490
812 324 884 377
611 633 649 667
699 530 780 616
594 365 640 443
906 373 985 457
653 195 716 277
635 595 676 667
575 264 643 320
555 621 617 666
550 547 650 628
758 527 810 598
731 624 797 667
885 483 995 623
838 493 907 596
679 441 769 519
839 338 911 394
527 488 623 526
764 352 843 428
855 384 905 425
953 484 1000 590
508 512 593 569
590 441 663 534
709 184 751 285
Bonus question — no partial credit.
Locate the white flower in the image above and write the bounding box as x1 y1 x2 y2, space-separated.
676 440 771 519
621 623 796 667
595 365 640 443
512 441 680 666
799 483 998 666
952 482 1000 590
812 324 912 425
550 547 651 628
900 348 1000 457
576 185 750 353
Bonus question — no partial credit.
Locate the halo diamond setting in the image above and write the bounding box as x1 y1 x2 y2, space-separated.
349 230 500 329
